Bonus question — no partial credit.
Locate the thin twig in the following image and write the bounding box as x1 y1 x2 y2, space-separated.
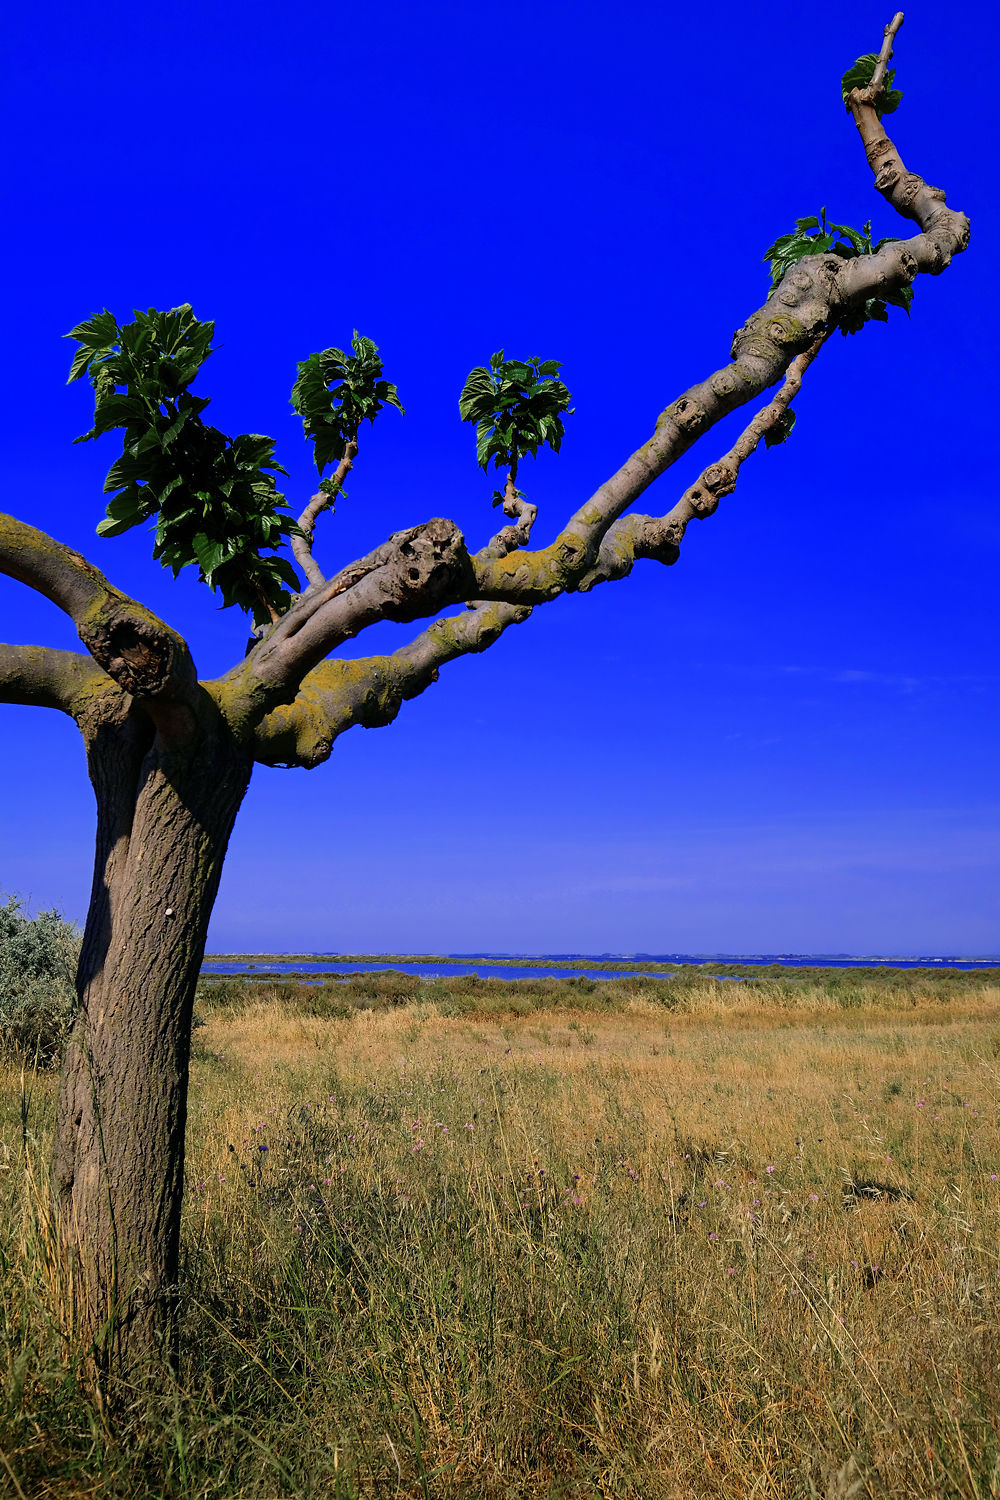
292 440 358 588
867 12 904 100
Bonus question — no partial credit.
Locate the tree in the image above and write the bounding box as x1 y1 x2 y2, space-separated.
0 14 968 1378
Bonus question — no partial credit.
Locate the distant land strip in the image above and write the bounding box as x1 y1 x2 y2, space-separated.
201 953 998 975
204 953 677 972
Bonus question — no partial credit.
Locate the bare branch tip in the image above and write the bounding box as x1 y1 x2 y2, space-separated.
874 12 905 81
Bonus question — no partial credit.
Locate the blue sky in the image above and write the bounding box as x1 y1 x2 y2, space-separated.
1 0 996 955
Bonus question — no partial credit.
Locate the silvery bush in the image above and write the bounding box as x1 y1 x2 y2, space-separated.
0 896 79 1064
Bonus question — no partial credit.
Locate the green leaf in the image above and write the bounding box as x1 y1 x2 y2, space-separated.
763 409 797 448
68 302 301 623
157 474 185 505
103 452 150 494
104 488 151 523
290 332 404 475
841 52 878 107
191 532 226 578
96 514 139 538
65 311 120 383
884 283 914 315
762 205 916 332
459 352 573 479
66 309 120 350
841 53 903 118
458 366 495 423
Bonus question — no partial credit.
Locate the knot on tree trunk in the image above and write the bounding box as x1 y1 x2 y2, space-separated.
687 462 738 517
730 257 837 363
78 604 194 698
379 518 475 622
666 397 710 435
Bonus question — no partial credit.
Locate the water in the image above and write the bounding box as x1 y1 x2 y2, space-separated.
202 960 664 981
201 954 1000 981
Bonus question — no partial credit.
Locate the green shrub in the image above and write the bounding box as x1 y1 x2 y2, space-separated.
0 896 79 1064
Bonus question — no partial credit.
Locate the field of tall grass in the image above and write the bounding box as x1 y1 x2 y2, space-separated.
3 967 1000 1497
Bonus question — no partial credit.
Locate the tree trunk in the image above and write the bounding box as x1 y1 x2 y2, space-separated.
51 703 251 1379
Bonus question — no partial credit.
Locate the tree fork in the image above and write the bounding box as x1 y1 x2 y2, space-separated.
0 13 967 1387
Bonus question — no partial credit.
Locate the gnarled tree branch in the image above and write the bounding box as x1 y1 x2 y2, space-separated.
215 517 477 735
219 245 863 718
843 14 967 279
0 643 105 714
0 513 198 734
482 474 538 560
308 24 959 654
434 84 964 612
247 599 531 768
51 17 974 758
578 335 827 589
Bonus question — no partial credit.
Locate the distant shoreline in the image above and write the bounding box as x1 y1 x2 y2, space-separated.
203 954 678 973
203 952 1000 974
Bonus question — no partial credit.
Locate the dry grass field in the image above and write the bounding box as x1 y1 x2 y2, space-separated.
3 969 1000 1497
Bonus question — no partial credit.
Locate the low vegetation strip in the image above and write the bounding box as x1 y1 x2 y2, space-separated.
2 970 999 1495
204 951 998 975
206 952 690 973
197 965 1000 1022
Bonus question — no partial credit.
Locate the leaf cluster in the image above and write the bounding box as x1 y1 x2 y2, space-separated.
841 52 903 118
67 305 300 624
290 332 404 476
458 352 573 484
763 409 797 449
762 208 913 335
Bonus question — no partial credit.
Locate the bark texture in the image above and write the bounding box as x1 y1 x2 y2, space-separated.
52 692 251 1371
